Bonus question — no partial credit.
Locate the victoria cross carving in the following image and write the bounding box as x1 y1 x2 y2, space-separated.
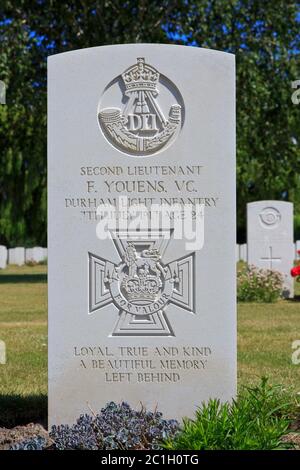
88 234 195 336
98 57 183 156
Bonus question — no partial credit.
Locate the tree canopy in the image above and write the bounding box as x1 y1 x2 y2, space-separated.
0 0 299 245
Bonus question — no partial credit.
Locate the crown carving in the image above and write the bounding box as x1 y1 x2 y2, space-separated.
121 272 162 303
122 58 159 94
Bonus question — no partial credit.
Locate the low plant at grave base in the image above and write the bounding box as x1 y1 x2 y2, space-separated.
164 378 295 450
48 402 179 450
237 265 284 302
10 436 47 451
7 379 299 451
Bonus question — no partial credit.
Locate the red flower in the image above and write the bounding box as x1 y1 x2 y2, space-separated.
291 266 300 277
298 249 300 255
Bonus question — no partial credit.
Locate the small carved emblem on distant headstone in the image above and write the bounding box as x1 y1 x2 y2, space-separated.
259 207 281 228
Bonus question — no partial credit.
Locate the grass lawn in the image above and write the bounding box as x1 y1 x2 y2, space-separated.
0 265 47 426
0 265 299 427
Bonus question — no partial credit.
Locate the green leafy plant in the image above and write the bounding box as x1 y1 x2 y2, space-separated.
164 378 295 450
237 265 284 302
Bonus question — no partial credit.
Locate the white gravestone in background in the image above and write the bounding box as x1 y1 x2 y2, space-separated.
0 340 6 365
240 243 247 262
48 44 236 426
236 244 240 262
0 246 7 269
8 247 25 266
25 248 33 263
247 201 294 297
25 247 46 263
32 247 46 262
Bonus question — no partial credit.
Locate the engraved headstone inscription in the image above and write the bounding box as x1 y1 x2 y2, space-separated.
247 201 294 297
48 44 236 425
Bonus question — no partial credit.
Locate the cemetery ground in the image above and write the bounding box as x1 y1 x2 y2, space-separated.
0 264 300 447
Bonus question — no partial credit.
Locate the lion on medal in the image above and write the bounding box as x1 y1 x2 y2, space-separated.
120 244 163 304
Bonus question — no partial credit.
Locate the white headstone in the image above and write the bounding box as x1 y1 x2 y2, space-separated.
0 340 6 365
8 247 25 266
236 244 240 262
295 241 300 260
0 245 7 269
48 44 236 426
25 246 45 263
240 243 247 262
247 201 294 297
25 248 33 263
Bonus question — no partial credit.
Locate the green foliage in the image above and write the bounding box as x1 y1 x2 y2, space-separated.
237 265 284 302
0 1 299 244
172 1 300 241
164 378 295 450
0 13 47 246
294 213 300 241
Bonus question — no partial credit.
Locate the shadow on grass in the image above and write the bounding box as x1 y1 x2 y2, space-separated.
0 274 47 284
289 295 300 302
0 394 47 428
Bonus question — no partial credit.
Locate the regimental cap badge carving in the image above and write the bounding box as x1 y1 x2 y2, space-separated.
259 207 281 228
98 57 184 156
